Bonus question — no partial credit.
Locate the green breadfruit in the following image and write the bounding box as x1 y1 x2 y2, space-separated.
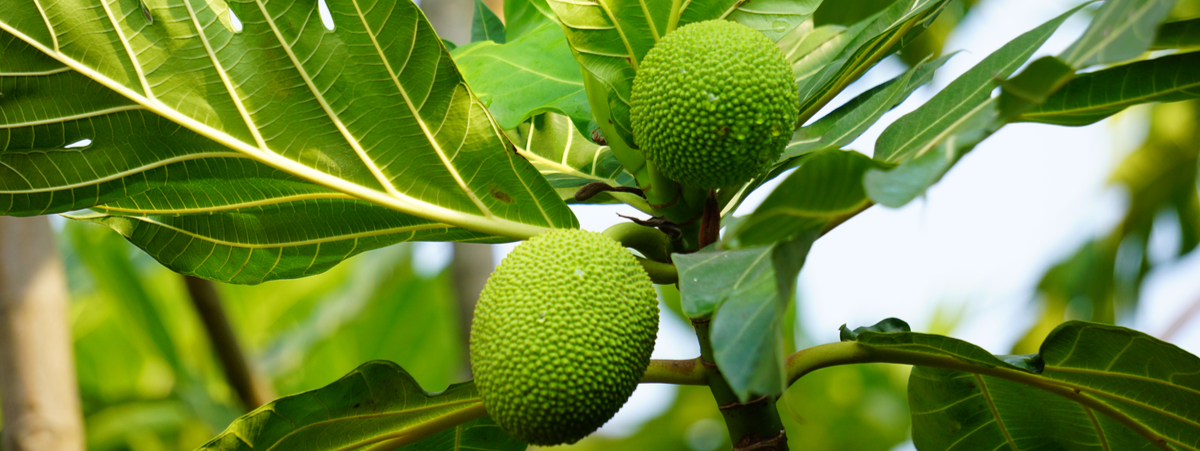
631 20 800 189
470 229 660 446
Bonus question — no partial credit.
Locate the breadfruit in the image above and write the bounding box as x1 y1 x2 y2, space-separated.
470 229 659 446
631 20 799 189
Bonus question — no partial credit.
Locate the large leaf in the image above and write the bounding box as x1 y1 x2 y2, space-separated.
508 112 643 208
794 0 951 123
784 53 950 159
1016 51 1200 126
866 5 1080 207
1059 0 1176 68
547 0 677 147
722 0 823 42
398 417 524 451
728 149 884 248
0 0 576 239
1152 18 1200 50
71 197 500 284
452 21 590 129
198 361 523 451
674 234 817 400
873 7 1075 164
504 0 558 41
879 322 1200 451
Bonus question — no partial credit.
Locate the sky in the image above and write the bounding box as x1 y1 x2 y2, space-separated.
409 0 1200 446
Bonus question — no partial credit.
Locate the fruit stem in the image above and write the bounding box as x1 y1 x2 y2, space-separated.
603 222 673 263
636 258 679 284
641 358 707 385
698 190 720 249
691 319 788 450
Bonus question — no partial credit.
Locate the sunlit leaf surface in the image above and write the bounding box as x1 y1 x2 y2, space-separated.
0 0 575 239
197 361 521 451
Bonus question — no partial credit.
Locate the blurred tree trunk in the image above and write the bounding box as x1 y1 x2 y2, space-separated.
0 216 83 451
452 243 493 378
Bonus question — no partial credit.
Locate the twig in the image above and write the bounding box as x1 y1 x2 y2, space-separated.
183 276 274 409
1160 292 1200 341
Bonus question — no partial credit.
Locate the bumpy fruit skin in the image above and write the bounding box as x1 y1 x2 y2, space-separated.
631 20 799 189
470 229 659 446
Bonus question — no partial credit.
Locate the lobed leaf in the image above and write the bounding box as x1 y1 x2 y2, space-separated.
508 112 642 208
855 321 1200 451
196 360 524 451
0 0 576 241
73 195 501 284
452 21 590 129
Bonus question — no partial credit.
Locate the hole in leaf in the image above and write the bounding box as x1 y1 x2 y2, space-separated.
64 139 92 148
319 0 334 30
228 8 244 32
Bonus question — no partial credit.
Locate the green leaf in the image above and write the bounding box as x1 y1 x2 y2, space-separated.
1 0 575 239
781 21 860 87
724 0 823 42
996 55 1077 120
728 149 884 248
504 0 557 41
70 197 501 284
866 5 1081 207
197 361 519 451
784 53 950 159
874 6 1075 163
1016 52 1200 126
36 146 503 283
509 113 644 208
471 0 505 44
398 417 524 451
548 0 679 146
1152 18 1200 50
795 0 951 123
675 234 818 400
837 317 911 341
1059 0 1177 68
898 322 1200 451
452 22 590 130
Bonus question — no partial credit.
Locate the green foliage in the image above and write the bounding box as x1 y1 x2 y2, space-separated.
198 361 511 451
453 21 590 130
7 0 1200 449
471 229 659 445
906 322 1200 450
0 0 577 283
631 20 798 190
674 234 815 400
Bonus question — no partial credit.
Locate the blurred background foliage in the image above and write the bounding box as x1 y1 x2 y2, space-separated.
41 0 1200 450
